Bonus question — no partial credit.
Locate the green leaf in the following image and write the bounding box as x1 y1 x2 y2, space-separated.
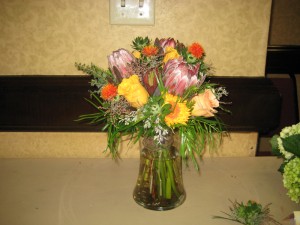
282 134 300 157
278 164 285 174
270 135 281 156
131 36 150 50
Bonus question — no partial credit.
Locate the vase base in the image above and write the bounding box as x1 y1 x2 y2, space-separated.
133 193 186 211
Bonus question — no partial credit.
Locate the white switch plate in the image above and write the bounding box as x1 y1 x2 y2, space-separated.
109 0 155 25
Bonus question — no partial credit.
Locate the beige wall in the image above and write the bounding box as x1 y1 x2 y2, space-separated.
0 0 271 76
0 132 258 158
0 0 272 158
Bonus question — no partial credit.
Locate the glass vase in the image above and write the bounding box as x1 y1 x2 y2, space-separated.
133 134 186 210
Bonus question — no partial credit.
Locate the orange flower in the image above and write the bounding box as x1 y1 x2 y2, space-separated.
191 89 219 117
188 43 204 59
142 45 158 56
101 83 118 100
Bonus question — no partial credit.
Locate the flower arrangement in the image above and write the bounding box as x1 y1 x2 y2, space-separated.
75 36 228 169
213 200 281 225
270 122 300 203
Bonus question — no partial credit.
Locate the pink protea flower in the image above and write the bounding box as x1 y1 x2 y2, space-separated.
159 38 176 52
163 58 203 96
108 48 135 82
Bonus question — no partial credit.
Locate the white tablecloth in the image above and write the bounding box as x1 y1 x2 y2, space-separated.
0 157 299 225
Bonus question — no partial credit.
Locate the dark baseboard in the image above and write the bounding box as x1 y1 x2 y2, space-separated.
266 45 300 75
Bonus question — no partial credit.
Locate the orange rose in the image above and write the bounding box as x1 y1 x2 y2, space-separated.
191 89 219 117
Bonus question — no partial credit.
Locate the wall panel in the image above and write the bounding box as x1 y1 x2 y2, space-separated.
0 0 273 157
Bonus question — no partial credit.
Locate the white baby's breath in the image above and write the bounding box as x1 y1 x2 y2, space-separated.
119 111 137 125
151 117 169 144
144 118 151 129
215 87 229 100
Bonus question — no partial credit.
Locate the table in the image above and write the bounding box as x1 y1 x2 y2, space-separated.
0 157 299 225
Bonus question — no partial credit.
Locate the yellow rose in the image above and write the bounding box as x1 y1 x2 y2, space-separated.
118 75 149 108
132 50 141 59
191 89 219 117
163 47 180 63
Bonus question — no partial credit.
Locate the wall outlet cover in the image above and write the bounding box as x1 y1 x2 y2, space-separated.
109 0 155 25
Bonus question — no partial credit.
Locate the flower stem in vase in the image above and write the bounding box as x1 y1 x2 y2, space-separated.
133 135 186 210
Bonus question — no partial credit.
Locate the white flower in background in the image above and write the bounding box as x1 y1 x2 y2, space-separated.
277 123 300 159
277 137 294 159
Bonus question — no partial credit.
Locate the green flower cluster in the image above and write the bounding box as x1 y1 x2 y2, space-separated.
232 201 267 225
283 157 300 203
271 122 300 203
213 200 281 225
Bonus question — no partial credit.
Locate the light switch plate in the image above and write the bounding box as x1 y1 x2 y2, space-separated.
109 0 155 25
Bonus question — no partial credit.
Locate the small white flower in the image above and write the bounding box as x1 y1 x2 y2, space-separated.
144 119 151 129
215 87 229 100
155 118 160 124
151 104 160 114
118 111 138 125
153 125 170 144
162 128 169 136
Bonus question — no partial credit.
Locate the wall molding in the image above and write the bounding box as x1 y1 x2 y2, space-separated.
0 76 281 134
266 45 300 75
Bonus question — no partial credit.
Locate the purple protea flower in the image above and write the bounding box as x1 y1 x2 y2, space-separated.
163 58 203 96
108 48 135 82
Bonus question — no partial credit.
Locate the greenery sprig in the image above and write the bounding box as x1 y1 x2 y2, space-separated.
213 200 282 225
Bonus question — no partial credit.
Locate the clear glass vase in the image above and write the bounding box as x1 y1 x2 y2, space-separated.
133 134 186 210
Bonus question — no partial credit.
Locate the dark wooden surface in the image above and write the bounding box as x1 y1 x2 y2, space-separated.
0 76 99 132
265 45 300 134
266 45 300 75
0 75 281 134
